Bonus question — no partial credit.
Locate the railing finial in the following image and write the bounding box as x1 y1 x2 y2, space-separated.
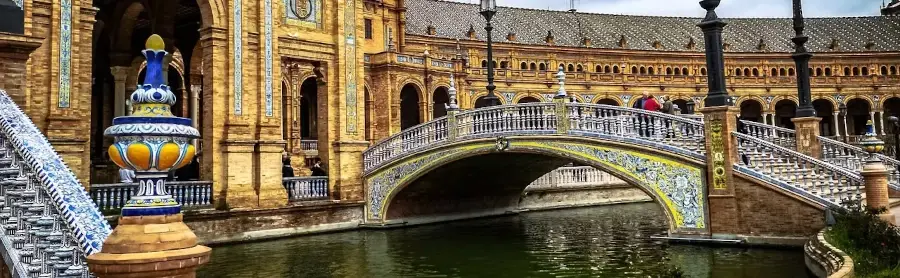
555 66 567 98
447 74 459 111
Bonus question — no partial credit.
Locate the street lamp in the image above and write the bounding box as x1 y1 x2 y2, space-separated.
792 0 816 117
839 103 848 142
889 116 900 160
698 0 732 107
685 99 696 114
480 0 500 106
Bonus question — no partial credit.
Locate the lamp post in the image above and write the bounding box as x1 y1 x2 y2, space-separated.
839 103 848 142
480 0 500 106
697 0 732 107
685 99 696 114
792 0 816 117
889 116 900 160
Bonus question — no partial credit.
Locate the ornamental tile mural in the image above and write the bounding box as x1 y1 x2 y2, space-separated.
582 94 595 103
501 92 515 103
367 146 485 219
233 0 243 115
533 141 705 230
264 0 274 117
58 0 72 108
345 0 358 134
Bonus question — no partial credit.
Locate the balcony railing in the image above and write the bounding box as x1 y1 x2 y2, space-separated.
283 176 330 201
300 139 318 152
90 181 213 212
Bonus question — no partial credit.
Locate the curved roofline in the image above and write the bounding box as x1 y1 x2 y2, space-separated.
428 0 885 20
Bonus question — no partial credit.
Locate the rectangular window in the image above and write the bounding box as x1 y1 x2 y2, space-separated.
364 19 373 39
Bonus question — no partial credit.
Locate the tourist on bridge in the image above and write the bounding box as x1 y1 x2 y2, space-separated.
282 153 295 178
661 96 676 115
311 159 327 176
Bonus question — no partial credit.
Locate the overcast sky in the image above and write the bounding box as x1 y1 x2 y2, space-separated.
448 0 884 18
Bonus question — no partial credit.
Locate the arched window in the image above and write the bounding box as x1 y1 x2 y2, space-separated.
639 67 646 74
673 68 680 75
500 61 508 69
595 65 602 72
666 67 673 75
604 65 611 73
780 68 787 76
632 66 638 74
520 62 528 70
853 67 860 76
568 64 575 72
576 64 583 72
481 60 487 68
771 68 778 76
844 67 851 76
752 68 759 77
682 67 689 75
882 66 888 75
862 67 869 76
539 63 546 71
530 63 537 70
735 68 742 76
815 68 822 76
825 68 832 76
892 66 898 75
788 68 795 76
559 63 565 70
613 66 620 73
701 68 707 75
648 67 655 75
743 68 751 76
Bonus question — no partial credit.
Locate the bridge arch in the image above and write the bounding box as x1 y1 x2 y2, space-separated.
365 136 709 235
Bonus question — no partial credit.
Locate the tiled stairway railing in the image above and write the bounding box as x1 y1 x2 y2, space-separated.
0 91 112 277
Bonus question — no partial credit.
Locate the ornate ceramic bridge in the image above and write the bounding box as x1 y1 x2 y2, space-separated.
362 100 877 236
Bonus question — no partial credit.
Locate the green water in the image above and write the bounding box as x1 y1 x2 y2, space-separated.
198 203 810 278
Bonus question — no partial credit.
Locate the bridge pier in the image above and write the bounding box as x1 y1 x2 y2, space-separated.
702 106 744 235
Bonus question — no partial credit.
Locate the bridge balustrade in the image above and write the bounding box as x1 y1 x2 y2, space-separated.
526 166 626 190
90 181 214 212
734 132 864 206
365 102 708 173
282 176 330 201
739 119 900 192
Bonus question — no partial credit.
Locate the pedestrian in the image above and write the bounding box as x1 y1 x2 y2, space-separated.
662 96 676 115
311 159 327 176
633 91 649 109
119 167 135 183
642 94 661 112
282 153 295 178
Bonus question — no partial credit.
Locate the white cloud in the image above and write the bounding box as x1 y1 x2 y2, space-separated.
451 0 882 17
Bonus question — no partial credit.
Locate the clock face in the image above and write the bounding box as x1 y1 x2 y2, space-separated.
295 0 312 19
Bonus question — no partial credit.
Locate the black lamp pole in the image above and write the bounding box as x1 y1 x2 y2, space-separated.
792 0 816 117
839 103 848 142
698 0 732 107
480 0 500 106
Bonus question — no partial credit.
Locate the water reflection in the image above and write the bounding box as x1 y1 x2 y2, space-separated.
199 203 809 278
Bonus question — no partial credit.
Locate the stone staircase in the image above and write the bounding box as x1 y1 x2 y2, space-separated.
0 90 111 277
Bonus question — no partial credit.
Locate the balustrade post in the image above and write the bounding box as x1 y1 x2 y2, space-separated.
792 117 822 158
859 121 896 224
553 67 569 134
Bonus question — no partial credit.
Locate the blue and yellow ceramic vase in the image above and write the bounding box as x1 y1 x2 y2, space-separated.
859 120 885 157
104 35 199 217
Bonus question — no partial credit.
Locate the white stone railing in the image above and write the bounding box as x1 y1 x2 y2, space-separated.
300 139 318 152
283 176 329 201
740 120 797 149
0 90 111 277
364 102 706 173
734 132 863 207
90 181 214 212
739 120 900 191
526 166 626 190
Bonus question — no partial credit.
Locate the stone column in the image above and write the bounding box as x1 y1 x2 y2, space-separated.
792 117 822 158
862 160 895 224
870 111 877 133
110 67 130 117
832 112 840 137
702 106 741 235
762 113 771 125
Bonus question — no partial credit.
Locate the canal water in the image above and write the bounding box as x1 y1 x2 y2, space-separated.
198 203 810 278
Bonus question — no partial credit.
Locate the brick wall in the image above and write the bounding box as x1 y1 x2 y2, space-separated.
729 174 826 237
